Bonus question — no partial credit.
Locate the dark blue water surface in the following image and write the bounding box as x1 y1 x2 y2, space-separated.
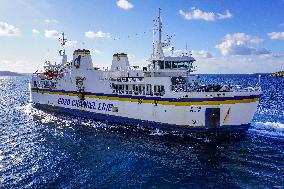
0 74 283 188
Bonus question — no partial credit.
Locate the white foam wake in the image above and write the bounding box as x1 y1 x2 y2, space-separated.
150 128 167 136
250 121 284 138
254 121 284 129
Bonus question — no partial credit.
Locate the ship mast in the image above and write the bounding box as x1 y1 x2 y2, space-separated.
152 8 164 59
59 32 68 65
158 8 162 46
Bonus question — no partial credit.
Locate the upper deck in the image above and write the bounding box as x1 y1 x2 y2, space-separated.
30 9 261 99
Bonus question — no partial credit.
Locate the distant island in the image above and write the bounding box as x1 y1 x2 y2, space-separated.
271 71 284 77
0 71 24 76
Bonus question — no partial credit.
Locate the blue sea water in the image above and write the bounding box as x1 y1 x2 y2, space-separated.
0 74 283 188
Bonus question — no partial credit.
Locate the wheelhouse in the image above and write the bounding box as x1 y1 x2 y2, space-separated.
148 56 195 71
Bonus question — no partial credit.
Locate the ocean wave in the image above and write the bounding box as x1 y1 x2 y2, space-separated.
250 121 284 138
149 128 168 136
254 121 284 130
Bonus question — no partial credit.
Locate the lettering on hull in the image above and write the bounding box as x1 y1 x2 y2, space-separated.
57 98 113 112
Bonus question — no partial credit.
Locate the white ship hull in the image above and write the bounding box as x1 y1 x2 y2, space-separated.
30 88 260 132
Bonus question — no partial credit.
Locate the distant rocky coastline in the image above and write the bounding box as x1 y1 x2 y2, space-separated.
271 71 284 77
0 71 24 76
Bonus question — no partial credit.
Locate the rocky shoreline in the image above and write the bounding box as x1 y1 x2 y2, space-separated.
271 71 284 77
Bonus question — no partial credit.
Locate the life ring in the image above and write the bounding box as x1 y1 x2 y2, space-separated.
74 55 81 69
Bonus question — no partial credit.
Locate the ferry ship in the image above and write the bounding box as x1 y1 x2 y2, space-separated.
30 9 262 132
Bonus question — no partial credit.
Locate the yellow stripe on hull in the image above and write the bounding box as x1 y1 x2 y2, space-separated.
31 89 259 106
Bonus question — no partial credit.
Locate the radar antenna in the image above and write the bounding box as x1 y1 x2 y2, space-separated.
58 32 67 56
58 32 68 65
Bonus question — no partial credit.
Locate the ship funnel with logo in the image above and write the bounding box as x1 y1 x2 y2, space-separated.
72 49 93 70
111 53 130 71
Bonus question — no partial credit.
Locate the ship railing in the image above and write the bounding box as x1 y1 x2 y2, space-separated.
171 84 261 93
112 88 161 96
107 77 144 82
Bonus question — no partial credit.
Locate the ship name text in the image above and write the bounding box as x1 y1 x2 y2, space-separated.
57 97 113 111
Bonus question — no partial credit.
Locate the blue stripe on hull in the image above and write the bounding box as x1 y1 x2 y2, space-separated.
33 103 250 133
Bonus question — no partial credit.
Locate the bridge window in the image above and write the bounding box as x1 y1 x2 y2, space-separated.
165 61 171 69
172 62 178 69
159 61 164 69
151 60 165 69
171 61 192 69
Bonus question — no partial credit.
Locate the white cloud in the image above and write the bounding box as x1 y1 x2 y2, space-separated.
85 31 111 39
32 29 40 34
127 55 147 67
254 48 271 55
195 56 284 74
268 32 284 40
128 53 136 60
91 48 103 54
179 8 232 21
44 19 58 23
217 10 232 20
260 52 283 59
116 0 134 10
223 33 263 44
64 40 77 48
0 21 20 36
192 50 213 58
163 47 183 54
216 33 265 56
179 9 214 21
44 30 60 38
163 47 213 59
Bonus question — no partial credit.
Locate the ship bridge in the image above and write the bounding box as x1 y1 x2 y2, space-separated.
144 56 196 77
144 9 196 77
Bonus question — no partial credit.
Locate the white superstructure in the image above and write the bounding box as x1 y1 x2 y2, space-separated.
30 9 262 132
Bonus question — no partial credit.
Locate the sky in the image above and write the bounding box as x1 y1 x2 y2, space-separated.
0 0 283 73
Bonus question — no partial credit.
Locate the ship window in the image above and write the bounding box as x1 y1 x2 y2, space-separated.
142 85 146 95
146 84 152 95
111 84 150 96
152 61 157 69
152 60 165 69
178 62 187 68
158 61 164 69
180 61 192 68
165 61 171 69
125 84 132 94
40 80 56 89
154 85 165 96
171 61 192 69
172 62 178 69
133 85 138 95
118 85 124 94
